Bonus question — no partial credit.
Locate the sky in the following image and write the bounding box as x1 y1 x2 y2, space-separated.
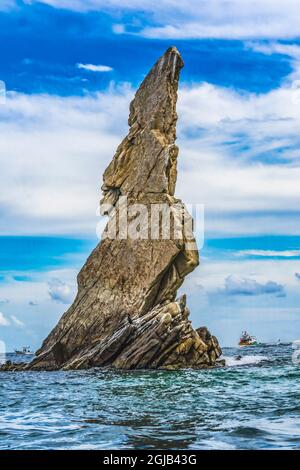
1 0 300 350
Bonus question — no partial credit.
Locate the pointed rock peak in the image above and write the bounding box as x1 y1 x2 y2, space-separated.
128 47 184 130
152 46 184 81
102 46 184 201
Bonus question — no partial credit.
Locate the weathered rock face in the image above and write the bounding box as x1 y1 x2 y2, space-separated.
25 47 222 371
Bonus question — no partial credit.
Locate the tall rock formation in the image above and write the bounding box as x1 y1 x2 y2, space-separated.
28 47 222 371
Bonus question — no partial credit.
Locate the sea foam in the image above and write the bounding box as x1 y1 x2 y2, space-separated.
223 355 268 367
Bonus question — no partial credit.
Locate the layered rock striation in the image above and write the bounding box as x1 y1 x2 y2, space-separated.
3 47 222 371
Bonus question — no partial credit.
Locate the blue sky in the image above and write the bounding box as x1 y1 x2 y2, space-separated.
1 0 300 350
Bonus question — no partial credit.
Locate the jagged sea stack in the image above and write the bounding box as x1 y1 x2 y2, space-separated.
29 47 222 370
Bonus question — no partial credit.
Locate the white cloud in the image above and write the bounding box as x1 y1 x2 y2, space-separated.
48 278 73 304
140 1 300 40
10 314 25 327
185 257 300 293
236 250 300 258
248 42 300 59
247 42 300 84
224 275 285 297
0 269 78 350
19 0 300 40
0 86 132 235
176 82 300 235
77 63 113 72
0 312 10 326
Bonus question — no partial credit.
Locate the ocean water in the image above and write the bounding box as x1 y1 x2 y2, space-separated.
0 343 299 450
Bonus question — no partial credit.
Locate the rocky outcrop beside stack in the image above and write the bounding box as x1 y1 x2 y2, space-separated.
1 47 222 372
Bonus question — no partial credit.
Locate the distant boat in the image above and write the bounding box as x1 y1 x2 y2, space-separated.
14 346 33 355
239 331 257 347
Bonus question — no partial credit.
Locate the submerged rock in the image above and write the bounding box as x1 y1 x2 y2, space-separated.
0 361 27 372
3 47 221 372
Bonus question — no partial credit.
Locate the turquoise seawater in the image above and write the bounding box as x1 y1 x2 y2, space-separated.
0 343 299 450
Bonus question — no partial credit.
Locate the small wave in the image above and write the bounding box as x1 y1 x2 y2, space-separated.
259 342 291 347
223 355 268 367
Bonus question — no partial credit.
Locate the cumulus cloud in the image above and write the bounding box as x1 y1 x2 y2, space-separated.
48 278 73 304
224 275 285 297
0 86 132 235
141 1 300 40
77 63 113 72
174 46 300 235
0 312 10 326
